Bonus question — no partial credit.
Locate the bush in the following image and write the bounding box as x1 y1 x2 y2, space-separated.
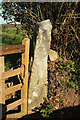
2 25 28 46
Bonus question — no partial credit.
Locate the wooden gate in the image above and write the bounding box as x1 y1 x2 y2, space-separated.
0 38 30 119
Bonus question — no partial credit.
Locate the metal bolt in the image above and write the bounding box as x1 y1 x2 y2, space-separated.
24 100 26 103
2 51 4 53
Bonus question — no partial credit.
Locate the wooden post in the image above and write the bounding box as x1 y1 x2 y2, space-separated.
21 38 30 115
0 56 3 119
2 56 5 104
0 56 6 119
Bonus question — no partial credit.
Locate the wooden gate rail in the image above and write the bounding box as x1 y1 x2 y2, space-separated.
0 44 25 56
0 38 30 119
4 83 22 96
2 66 24 80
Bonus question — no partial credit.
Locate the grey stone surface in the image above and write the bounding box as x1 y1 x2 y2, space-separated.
49 49 58 61
28 19 52 114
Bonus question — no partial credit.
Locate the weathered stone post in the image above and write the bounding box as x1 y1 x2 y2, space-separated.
28 19 52 114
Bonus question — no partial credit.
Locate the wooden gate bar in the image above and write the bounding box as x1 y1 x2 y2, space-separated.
2 66 24 80
7 112 24 119
7 99 22 112
4 83 22 95
0 45 25 56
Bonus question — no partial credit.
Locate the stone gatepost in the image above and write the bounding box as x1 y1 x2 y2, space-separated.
28 19 52 114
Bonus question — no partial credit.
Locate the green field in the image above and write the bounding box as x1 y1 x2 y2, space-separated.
1 24 28 46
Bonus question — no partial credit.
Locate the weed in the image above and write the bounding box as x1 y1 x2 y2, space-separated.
56 59 79 90
40 103 54 118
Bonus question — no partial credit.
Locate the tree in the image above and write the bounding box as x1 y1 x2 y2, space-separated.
1 1 80 89
1 2 80 59
1 2 59 33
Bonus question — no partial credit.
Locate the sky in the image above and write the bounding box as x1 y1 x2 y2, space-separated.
0 0 20 24
0 0 7 24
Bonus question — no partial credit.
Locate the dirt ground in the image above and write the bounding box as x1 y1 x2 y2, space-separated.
47 60 79 110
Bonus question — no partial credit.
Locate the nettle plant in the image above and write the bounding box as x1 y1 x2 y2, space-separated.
56 59 79 90
40 103 54 118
